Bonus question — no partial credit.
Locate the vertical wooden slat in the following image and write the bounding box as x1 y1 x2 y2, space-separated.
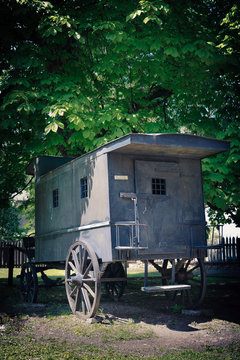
221 237 225 263
226 237 230 261
232 237 236 261
8 246 14 286
237 237 240 263
228 237 231 261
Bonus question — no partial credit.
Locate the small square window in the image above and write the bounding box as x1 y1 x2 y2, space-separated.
53 189 59 208
81 177 88 198
152 178 166 195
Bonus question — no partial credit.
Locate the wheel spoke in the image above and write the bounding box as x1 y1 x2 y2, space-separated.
68 260 77 273
184 259 191 270
72 249 80 272
82 248 88 273
83 261 93 278
81 287 91 313
83 277 96 282
113 285 119 297
19 262 38 303
74 288 81 312
83 282 95 298
176 259 185 271
77 245 82 270
187 264 199 273
70 286 78 297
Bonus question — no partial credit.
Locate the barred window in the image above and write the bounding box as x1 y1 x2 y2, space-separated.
152 178 166 195
53 189 59 208
80 177 88 198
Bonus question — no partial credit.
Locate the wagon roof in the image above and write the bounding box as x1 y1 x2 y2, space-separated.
100 133 230 158
26 133 229 176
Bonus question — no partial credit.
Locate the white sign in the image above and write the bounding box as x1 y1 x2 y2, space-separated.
114 175 128 180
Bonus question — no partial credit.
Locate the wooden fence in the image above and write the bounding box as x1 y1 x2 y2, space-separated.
0 238 35 285
0 240 28 268
0 237 35 267
207 236 240 264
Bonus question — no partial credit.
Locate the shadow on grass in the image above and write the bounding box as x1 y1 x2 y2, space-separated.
1 272 240 329
0 275 70 318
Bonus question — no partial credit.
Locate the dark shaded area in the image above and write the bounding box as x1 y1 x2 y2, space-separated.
0 271 240 328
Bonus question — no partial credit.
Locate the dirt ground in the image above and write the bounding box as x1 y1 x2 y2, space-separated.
1 283 240 357
1 266 240 357
24 302 240 356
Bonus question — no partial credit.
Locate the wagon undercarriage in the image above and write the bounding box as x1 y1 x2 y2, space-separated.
19 239 207 318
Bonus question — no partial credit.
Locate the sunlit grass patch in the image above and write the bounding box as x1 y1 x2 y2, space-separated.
73 321 154 342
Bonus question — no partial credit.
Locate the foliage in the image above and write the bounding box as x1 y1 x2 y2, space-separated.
201 3 240 226
0 203 23 242
16 179 35 234
0 0 239 225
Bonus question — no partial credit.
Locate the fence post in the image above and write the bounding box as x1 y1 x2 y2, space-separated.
221 237 225 263
232 237 236 261
226 237 230 261
237 237 240 263
8 246 14 286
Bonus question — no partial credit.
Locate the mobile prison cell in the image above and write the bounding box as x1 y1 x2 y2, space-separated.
22 133 229 318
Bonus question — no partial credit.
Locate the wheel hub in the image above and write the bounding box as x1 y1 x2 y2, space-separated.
71 273 83 286
176 270 194 282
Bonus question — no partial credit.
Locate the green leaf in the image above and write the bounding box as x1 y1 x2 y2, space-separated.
82 129 90 139
164 47 180 57
126 10 143 21
213 197 227 211
195 49 211 58
182 44 196 54
45 121 58 134
143 16 150 24
56 120 64 129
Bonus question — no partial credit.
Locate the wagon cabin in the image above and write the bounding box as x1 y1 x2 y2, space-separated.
25 133 229 317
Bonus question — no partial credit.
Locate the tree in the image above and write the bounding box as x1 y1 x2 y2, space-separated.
0 0 239 225
0 204 23 242
201 3 240 226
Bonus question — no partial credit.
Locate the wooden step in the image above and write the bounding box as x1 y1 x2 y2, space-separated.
141 284 191 293
115 246 148 250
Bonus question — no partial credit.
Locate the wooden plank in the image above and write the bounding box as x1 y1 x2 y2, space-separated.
115 246 148 250
141 284 191 293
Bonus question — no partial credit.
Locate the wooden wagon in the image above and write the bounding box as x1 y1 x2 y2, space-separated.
21 133 229 317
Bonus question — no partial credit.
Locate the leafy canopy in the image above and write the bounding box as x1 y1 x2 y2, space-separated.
0 0 239 226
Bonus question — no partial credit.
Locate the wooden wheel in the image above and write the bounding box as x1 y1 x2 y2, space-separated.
162 258 207 309
103 262 126 301
65 240 101 318
19 262 38 303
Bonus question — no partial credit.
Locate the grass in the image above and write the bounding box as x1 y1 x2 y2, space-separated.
0 267 240 360
73 321 154 342
1 332 240 360
1 307 240 360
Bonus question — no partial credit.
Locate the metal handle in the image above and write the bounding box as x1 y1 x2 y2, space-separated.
120 192 137 200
